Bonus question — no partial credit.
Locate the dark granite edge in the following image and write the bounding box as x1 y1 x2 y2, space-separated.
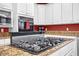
10 31 45 37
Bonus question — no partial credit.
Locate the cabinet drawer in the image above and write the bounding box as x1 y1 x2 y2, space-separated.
0 39 4 45
49 41 74 56
4 39 10 45
0 38 10 45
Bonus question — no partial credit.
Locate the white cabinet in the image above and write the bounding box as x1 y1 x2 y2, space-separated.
43 3 62 25
26 3 34 17
11 3 18 32
0 39 4 45
0 3 12 10
73 3 79 23
46 3 79 24
49 40 77 56
17 3 34 17
34 4 39 25
52 3 79 24
46 3 62 25
37 4 46 25
2 3 12 10
0 38 10 45
34 3 79 25
34 4 46 25
53 3 62 24
45 4 53 25
34 4 53 25
44 3 61 25
62 3 73 24
34 3 62 25
4 38 10 45
17 3 27 16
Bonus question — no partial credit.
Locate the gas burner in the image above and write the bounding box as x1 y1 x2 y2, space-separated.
12 37 65 55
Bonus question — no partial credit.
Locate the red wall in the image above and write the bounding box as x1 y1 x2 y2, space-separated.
34 24 79 31
0 28 9 32
34 25 39 31
3 28 9 32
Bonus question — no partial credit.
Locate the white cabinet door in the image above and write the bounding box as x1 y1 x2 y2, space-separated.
37 4 46 25
62 3 73 24
4 38 10 45
34 4 46 25
49 40 76 56
66 40 77 56
46 3 53 25
0 3 12 10
26 3 34 17
0 39 4 45
53 3 62 24
17 3 27 16
34 3 61 25
0 38 10 45
73 3 79 23
34 4 39 25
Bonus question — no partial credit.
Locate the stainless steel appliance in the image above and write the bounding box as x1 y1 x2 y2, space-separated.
18 16 34 32
11 35 66 55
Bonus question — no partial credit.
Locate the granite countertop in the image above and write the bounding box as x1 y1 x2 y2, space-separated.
0 39 73 56
0 37 10 39
45 31 79 37
0 46 32 56
0 32 10 39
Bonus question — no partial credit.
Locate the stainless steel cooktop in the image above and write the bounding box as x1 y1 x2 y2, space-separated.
11 36 66 55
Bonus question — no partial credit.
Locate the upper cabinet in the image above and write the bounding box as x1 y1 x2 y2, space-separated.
34 4 46 25
17 3 27 16
0 3 14 29
45 3 53 25
53 3 79 24
46 3 62 25
73 3 79 23
46 3 79 25
53 3 61 24
17 3 34 17
62 3 73 24
26 3 34 17
34 4 39 25
17 3 79 25
0 3 12 11
37 4 46 25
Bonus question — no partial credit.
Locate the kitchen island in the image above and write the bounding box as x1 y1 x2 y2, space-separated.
0 32 11 45
0 39 75 56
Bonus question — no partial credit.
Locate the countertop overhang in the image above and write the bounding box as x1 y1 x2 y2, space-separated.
0 39 73 56
11 31 44 37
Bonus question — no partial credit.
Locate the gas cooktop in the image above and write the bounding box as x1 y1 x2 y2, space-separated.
11 37 65 55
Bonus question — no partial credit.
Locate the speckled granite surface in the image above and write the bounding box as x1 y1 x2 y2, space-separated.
45 31 79 37
0 46 32 56
0 32 10 38
0 39 73 56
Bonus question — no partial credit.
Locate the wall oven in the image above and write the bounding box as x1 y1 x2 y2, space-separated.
18 16 34 32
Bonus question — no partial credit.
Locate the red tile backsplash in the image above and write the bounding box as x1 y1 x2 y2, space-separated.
34 25 39 31
0 28 9 32
34 24 79 31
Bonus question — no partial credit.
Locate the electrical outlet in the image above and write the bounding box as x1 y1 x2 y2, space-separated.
66 27 69 31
